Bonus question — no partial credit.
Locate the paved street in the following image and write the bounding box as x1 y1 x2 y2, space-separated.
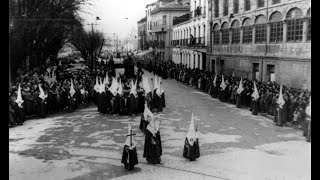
9 70 311 180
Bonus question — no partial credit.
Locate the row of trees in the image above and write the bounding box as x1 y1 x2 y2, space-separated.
9 0 105 82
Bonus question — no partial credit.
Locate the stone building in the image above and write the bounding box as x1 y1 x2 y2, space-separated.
207 0 311 89
172 0 209 70
150 0 190 61
138 17 148 51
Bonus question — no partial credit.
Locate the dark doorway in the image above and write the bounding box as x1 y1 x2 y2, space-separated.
202 53 206 70
220 59 224 74
267 64 275 82
211 59 215 73
252 63 260 81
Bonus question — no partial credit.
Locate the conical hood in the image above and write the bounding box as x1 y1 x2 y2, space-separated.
251 81 260 100
70 79 76 97
153 75 158 90
15 84 24 107
156 76 161 96
277 85 285 108
108 77 117 96
213 74 217 86
38 84 47 100
143 102 154 121
237 78 244 94
186 112 197 146
124 123 135 147
130 79 137 96
94 76 99 92
143 77 151 94
146 115 160 137
232 72 235 77
105 72 109 85
117 79 123 95
220 75 226 90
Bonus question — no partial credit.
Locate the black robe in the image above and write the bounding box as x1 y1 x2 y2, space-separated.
251 98 259 115
143 130 162 164
128 94 138 115
68 95 76 112
139 115 149 134
161 93 166 108
96 92 101 112
39 99 47 118
153 92 163 112
183 138 200 161
100 92 108 114
137 91 145 114
14 103 25 125
121 145 138 170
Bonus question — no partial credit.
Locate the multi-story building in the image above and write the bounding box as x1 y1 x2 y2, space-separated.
172 0 209 70
146 2 157 43
207 0 311 89
138 16 148 51
149 0 190 61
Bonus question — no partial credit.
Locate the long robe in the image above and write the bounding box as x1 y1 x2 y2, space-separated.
14 103 25 125
143 130 162 164
161 93 166 108
39 99 47 118
183 138 200 161
68 95 76 112
139 115 149 134
251 98 259 115
137 91 145 114
128 94 138 115
100 92 108 114
153 92 163 112
121 146 138 170
276 103 287 126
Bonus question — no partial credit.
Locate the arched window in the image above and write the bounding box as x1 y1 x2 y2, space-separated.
221 22 229 44
213 24 220 45
286 8 303 42
307 8 311 41
255 15 267 43
269 11 283 43
242 18 252 43
231 20 240 44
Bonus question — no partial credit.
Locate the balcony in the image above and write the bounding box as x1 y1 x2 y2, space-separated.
149 40 165 49
171 37 206 48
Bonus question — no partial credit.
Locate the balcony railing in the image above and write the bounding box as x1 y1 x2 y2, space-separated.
173 13 190 26
171 37 206 47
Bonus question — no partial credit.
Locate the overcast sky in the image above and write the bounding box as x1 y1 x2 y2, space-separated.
79 0 155 40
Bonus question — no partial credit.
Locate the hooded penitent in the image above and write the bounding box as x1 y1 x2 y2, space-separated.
70 79 76 97
306 96 311 117
38 84 47 100
220 75 226 90
108 77 118 96
251 81 260 100
237 78 244 94
277 85 285 108
186 112 198 146
15 84 24 108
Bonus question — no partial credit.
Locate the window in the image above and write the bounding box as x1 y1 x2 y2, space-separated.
213 31 220 44
245 0 250 11
269 12 283 43
214 0 219 18
307 8 311 41
286 8 303 42
243 26 253 43
272 0 280 4
257 0 264 8
255 24 267 43
221 23 229 44
223 0 228 16
255 15 267 43
307 18 311 41
163 15 166 25
270 22 283 42
212 24 220 45
231 20 240 44
233 0 239 14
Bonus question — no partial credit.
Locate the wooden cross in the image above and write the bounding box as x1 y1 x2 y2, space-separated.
126 129 136 147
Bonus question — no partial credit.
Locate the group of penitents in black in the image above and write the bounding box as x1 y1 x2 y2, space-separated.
117 75 200 170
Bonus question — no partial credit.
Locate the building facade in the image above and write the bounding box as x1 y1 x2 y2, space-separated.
207 0 311 89
172 0 209 70
138 17 148 51
150 0 190 61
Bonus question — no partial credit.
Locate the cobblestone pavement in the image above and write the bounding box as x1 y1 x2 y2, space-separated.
9 70 311 180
